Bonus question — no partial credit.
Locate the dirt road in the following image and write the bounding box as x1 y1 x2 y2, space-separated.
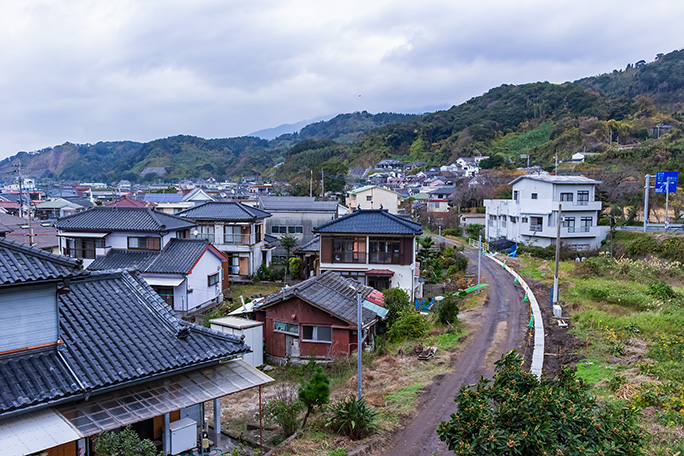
379 237 527 456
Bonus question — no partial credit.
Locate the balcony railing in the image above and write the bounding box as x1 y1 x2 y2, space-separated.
369 252 401 264
224 233 256 245
530 224 543 232
332 252 366 264
190 233 216 243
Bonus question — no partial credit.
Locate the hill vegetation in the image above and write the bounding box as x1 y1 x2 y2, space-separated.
2 49 684 195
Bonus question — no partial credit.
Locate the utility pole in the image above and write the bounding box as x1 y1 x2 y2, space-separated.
665 177 671 229
321 170 324 198
15 162 35 246
477 234 482 293
554 149 558 176
553 203 562 304
309 170 313 198
356 288 363 400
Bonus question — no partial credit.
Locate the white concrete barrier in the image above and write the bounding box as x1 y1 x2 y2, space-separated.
485 254 544 378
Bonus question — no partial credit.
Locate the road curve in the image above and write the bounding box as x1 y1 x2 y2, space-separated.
380 236 527 456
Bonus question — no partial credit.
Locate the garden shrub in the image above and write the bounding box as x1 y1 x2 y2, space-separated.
326 396 377 440
383 288 411 328
437 295 461 326
437 351 645 455
388 310 429 342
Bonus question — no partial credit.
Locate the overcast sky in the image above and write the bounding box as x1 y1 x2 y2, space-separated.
0 0 682 160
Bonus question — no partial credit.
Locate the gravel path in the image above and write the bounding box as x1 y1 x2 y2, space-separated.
379 236 527 456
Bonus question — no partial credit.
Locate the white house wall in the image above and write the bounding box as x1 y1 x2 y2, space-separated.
185 252 224 311
484 178 607 250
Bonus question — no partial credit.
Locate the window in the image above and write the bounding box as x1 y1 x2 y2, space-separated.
560 193 573 202
577 191 590 205
255 224 262 242
127 236 160 250
522 217 528 223
513 190 519 201
207 272 219 286
580 217 592 232
64 238 104 259
339 271 366 284
303 326 332 342
563 217 576 233
332 237 366 263
369 238 401 264
224 225 242 244
530 217 543 231
366 195 372 202
531 193 538 200
271 225 280 234
509 216 517 223
274 321 298 335
368 275 390 291
288 225 303 234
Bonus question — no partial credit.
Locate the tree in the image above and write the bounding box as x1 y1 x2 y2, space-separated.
383 287 411 327
298 365 330 429
437 352 644 456
95 425 161 456
280 233 298 278
465 223 484 238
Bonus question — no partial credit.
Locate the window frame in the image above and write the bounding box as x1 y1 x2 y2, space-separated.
302 325 332 343
274 320 299 336
207 272 219 287
531 193 538 200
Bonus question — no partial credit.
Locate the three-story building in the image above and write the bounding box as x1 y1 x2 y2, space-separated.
484 175 608 251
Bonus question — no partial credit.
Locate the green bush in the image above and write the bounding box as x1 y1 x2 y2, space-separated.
299 365 330 429
289 257 303 279
265 387 303 437
437 295 461 326
326 396 377 440
388 310 430 342
437 351 645 455
383 288 411 328
95 425 161 456
465 223 484 238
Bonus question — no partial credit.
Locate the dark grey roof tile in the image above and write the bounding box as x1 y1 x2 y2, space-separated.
313 209 422 235
0 238 83 286
56 207 195 232
178 202 270 221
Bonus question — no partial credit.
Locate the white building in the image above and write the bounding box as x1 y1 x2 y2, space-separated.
484 175 608 251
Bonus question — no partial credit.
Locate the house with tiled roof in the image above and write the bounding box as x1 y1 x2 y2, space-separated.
179 201 273 278
427 185 456 213
105 194 157 208
89 238 227 313
313 209 423 300
55 206 196 267
254 271 386 363
254 196 344 262
144 187 215 214
0 212 60 253
0 239 272 455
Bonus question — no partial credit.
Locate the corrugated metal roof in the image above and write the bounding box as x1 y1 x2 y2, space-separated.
178 201 271 221
313 209 422 235
257 271 384 326
55 207 195 232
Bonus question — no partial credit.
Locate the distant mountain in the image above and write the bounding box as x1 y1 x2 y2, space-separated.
2 49 684 185
248 116 330 140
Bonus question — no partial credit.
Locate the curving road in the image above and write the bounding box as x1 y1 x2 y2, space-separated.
380 236 527 456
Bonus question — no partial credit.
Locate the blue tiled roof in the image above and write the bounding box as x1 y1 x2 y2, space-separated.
56 207 196 232
178 202 271 221
313 209 422 235
0 238 83 286
88 239 222 274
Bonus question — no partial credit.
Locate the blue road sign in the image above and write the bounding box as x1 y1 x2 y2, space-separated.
655 171 678 193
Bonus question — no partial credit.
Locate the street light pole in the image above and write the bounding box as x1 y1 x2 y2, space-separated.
356 289 363 400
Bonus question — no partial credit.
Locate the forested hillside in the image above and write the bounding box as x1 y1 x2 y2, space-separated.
2 49 684 185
